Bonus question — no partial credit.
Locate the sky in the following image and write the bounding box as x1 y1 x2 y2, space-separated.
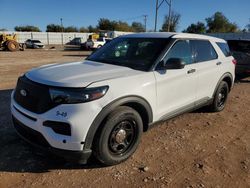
0 0 249 32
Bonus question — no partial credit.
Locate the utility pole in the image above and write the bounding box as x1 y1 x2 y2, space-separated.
154 0 159 32
154 0 173 32
166 0 172 32
143 15 148 32
60 18 63 45
60 18 63 32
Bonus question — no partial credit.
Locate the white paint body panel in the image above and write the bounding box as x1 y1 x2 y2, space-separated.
153 64 197 119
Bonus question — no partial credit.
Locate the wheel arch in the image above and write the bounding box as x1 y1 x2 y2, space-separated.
83 95 153 150
213 72 233 97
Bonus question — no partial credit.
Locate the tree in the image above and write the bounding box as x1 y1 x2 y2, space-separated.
87 25 98 33
206 12 238 33
46 24 63 32
161 11 181 32
114 21 132 32
79 27 89 33
14 25 41 32
0 28 7 31
131 22 145 32
245 20 250 32
64 26 78 32
96 18 148 32
97 18 116 31
183 22 206 34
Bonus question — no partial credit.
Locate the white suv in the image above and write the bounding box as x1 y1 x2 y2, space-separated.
85 37 112 50
11 33 235 165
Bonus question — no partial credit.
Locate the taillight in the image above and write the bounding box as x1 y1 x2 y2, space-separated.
232 59 237 65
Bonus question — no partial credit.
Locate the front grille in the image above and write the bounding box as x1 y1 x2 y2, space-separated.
13 116 50 148
14 76 56 114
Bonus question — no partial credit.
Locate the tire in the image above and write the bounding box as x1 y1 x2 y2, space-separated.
93 106 143 166
209 81 229 112
7 40 19 51
97 45 102 48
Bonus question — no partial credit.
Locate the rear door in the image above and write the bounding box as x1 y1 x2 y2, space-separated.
190 40 221 100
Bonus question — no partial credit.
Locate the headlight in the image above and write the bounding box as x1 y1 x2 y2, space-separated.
49 86 109 104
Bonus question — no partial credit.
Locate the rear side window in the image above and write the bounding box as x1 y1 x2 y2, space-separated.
216 42 231 57
191 40 218 62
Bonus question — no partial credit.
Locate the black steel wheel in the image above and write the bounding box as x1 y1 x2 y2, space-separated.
209 81 229 112
109 120 137 155
93 106 143 166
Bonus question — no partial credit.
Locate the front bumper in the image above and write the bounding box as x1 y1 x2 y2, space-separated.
12 116 92 164
11 91 103 163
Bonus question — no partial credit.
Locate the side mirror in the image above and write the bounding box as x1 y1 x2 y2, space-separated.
164 58 186 69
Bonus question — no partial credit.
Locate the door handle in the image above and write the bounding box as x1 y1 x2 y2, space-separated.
216 62 222 65
187 69 196 74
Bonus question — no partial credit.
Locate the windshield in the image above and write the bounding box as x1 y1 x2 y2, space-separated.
87 37 170 71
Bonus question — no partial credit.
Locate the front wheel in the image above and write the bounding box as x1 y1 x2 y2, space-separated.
7 40 19 51
209 81 229 112
93 106 143 166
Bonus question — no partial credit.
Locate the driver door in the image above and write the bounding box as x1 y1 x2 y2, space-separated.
154 39 197 119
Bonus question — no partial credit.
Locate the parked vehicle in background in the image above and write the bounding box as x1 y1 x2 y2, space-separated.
11 33 235 166
25 39 45 49
227 40 250 77
66 37 85 46
85 37 112 50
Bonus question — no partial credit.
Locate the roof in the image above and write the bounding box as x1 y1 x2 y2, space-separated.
121 32 226 42
120 32 176 39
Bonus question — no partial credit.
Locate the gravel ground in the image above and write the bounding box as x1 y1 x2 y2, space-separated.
0 49 249 188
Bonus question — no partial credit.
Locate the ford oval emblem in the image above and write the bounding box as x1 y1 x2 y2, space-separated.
20 89 27 97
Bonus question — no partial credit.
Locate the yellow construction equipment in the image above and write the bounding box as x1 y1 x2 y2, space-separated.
88 33 100 41
0 33 24 51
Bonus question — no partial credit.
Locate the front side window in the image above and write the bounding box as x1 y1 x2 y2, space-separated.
164 40 193 65
87 37 170 71
191 40 218 62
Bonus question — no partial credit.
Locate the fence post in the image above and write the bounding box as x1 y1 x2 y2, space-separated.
61 33 63 45
47 32 49 45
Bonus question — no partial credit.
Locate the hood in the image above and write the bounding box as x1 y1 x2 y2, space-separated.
25 61 142 87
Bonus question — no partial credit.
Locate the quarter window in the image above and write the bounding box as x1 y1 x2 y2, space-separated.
191 40 218 62
216 42 231 57
164 40 193 65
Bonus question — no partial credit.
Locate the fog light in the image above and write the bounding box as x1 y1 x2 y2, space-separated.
43 121 71 136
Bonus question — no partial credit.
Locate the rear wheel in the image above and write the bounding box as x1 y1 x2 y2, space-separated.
209 81 229 112
93 106 143 166
7 40 19 51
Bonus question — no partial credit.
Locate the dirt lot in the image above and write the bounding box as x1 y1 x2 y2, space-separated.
0 49 249 188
